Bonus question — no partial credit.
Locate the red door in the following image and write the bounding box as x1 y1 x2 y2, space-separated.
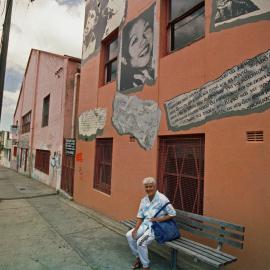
61 139 75 196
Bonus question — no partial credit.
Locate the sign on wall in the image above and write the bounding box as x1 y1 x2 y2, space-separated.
117 3 158 93
65 139 76 156
165 50 270 131
210 0 270 32
82 0 126 62
78 108 107 141
112 93 161 150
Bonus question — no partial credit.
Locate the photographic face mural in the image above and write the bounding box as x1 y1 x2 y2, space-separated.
118 4 157 93
211 0 270 32
82 0 126 62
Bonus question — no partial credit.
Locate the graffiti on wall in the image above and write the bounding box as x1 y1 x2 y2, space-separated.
82 0 126 62
117 3 158 93
50 152 61 169
165 50 270 131
78 108 107 141
112 93 161 150
210 0 270 32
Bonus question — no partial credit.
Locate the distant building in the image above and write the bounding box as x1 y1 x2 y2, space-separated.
73 1 270 270
12 49 80 195
0 130 11 167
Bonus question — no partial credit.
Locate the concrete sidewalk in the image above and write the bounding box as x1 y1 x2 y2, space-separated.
0 167 174 270
0 167 57 199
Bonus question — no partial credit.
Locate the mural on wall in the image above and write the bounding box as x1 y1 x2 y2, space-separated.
211 0 270 32
165 50 270 131
82 0 126 62
78 108 107 141
112 93 161 150
117 3 158 93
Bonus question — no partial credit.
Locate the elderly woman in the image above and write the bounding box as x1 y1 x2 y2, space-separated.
126 177 176 270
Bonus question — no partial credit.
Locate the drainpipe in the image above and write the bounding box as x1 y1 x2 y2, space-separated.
71 71 80 139
29 51 40 177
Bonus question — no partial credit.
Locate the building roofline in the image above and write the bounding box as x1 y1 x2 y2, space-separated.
13 49 81 119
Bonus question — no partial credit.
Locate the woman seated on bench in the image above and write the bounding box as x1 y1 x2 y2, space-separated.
126 177 176 270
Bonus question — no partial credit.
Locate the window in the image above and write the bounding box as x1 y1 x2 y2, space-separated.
42 95 50 127
35 149 50 174
168 0 205 52
22 111 31 134
93 138 113 195
104 34 118 84
158 135 205 214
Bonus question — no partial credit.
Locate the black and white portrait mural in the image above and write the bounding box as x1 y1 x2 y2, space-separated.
117 4 158 93
210 0 270 32
82 0 126 62
165 50 270 131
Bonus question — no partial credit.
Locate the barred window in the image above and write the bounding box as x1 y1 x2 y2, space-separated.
22 111 31 134
158 135 205 214
93 138 113 195
35 149 50 174
168 0 205 52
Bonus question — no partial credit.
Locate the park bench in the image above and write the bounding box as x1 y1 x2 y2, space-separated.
122 209 245 270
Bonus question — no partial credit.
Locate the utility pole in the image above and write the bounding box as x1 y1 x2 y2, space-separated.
0 0 13 121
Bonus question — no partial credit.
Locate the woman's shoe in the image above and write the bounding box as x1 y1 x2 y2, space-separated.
131 258 142 269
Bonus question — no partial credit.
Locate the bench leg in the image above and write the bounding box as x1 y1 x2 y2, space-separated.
171 248 177 270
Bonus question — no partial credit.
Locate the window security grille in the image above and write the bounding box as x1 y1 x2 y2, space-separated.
35 149 50 174
158 135 205 214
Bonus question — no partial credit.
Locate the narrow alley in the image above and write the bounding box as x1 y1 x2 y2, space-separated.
0 167 172 270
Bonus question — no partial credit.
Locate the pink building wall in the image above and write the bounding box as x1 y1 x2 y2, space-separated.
12 49 80 189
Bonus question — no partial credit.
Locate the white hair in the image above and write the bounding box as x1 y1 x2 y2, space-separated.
143 177 156 185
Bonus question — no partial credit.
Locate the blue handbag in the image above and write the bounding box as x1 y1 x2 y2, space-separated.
151 202 180 244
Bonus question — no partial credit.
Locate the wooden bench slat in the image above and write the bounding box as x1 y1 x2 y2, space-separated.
175 238 236 262
171 240 230 264
176 209 244 233
121 220 236 264
178 223 243 249
122 219 243 250
175 216 244 241
121 209 244 269
179 237 236 261
166 241 222 268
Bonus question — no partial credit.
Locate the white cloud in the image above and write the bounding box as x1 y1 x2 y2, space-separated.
7 0 84 70
1 0 85 130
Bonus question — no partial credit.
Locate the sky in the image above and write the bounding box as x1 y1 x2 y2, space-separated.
0 0 84 131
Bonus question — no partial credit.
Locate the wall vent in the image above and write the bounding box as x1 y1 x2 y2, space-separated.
246 131 263 142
